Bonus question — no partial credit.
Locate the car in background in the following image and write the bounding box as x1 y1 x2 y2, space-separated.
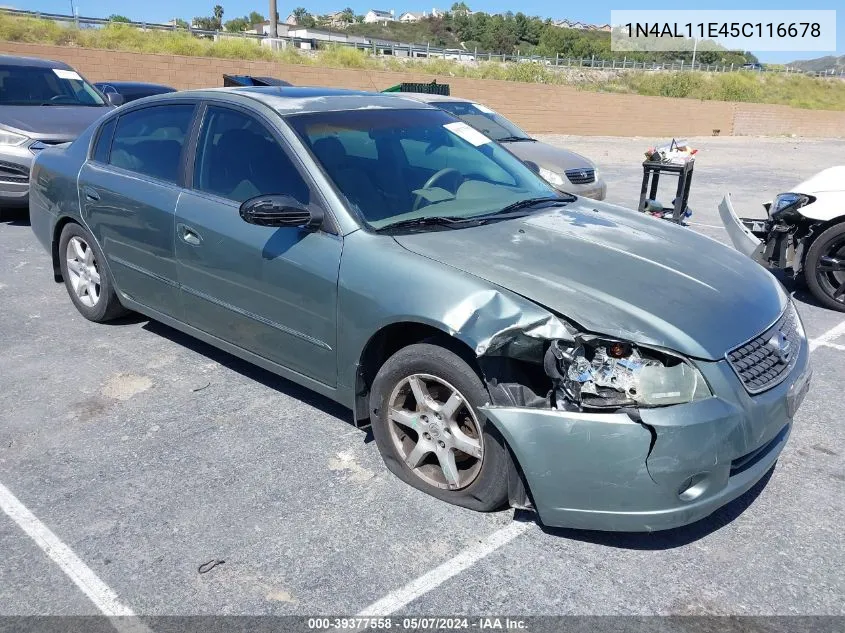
394 93 606 200
741 62 764 71
29 87 809 532
720 166 845 312
222 74 292 87
0 55 120 210
94 81 176 104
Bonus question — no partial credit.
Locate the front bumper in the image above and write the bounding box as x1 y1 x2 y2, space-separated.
0 146 34 208
482 335 811 532
558 177 607 201
718 194 765 259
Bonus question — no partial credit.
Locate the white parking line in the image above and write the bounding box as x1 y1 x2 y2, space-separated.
0 482 135 617
357 520 532 616
809 319 845 352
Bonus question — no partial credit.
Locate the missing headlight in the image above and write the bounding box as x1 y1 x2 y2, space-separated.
544 338 711 411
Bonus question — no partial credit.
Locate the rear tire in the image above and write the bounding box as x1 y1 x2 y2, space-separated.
804 222 845 312
369 343 510 512
58 223 128 322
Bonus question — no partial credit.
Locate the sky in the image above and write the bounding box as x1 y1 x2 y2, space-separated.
28 0 843 62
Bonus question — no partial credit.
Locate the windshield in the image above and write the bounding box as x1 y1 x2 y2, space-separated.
0 65 106 106
287 108 556 229
435 101 532 142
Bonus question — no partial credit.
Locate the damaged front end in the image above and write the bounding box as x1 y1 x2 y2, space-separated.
719 192 818 275
475 310 804 532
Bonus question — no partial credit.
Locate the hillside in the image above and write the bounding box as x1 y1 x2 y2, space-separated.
344 15 753 65
787 55 845 73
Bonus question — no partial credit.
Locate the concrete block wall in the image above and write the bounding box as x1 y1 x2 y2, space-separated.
3 41 844 138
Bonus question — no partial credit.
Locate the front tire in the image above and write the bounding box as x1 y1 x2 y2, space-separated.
369 343 510 512
58 223 128 322
805 222 845 312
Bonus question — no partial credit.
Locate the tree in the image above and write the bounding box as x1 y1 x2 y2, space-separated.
173 18 190 29
451 2 470 13
193 4 224 31
292 7 308 23
224 17 250 31
340 7 355 24
248 11 264 25
108 14 131 22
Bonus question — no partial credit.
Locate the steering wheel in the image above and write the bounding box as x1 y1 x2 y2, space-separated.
412 168 462 211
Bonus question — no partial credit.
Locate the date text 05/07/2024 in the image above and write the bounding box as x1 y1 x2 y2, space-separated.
624 22 822 39
306 617 528 630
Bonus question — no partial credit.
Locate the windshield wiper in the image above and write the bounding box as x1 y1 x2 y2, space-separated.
497 136 534 142
375 215 476 232
486 196 574 216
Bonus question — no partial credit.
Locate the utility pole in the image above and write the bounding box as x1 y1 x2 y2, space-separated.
691 37 698 70
269 0 277 36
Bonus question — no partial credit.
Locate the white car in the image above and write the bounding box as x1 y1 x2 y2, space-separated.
720 166 845 312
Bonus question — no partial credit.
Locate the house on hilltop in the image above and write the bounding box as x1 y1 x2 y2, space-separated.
364 9 395 24
399 11 426 22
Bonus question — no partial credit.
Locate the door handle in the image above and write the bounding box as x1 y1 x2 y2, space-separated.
177 223 202 246
83 186 100 202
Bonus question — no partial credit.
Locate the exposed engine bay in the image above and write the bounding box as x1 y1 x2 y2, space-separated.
738 194 819 275
485 333 711 413
543 338 709 411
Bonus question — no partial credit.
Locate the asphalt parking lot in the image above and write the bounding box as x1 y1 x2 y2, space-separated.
1 135 844 618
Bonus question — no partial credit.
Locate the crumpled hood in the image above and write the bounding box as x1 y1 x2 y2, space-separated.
503 140 594 172
0 105 110 141
791 166 845 194
394 201 787 360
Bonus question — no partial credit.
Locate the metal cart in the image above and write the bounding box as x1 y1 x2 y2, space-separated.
637 158 695 224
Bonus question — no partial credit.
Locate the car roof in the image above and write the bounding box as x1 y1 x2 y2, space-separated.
143 86 436 115
389 93 472 104
0 55 72 69
94 81 175 90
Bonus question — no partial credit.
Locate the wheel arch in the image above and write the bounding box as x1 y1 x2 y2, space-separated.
51 215 80 282
356 322 535 511
353 320 482 421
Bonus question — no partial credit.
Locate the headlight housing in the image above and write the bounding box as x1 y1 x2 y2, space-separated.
771 192 809 222
0 129 28 147
538 166 565 188
545 338 712 410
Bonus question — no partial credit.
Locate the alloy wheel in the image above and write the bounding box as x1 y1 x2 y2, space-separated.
816 235 845 306
386 373 484 490
65 236 101 307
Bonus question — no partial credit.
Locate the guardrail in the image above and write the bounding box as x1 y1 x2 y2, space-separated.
3 8 843 78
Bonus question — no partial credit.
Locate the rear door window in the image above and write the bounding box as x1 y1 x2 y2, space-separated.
92 118 117 163
108 104 195 183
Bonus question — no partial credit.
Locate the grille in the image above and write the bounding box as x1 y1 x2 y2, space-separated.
0 160 29 183
564 167 596 185
727 304 802 394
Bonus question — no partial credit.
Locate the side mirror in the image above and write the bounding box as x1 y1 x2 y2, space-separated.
105 92 124 107
239 194 323 230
